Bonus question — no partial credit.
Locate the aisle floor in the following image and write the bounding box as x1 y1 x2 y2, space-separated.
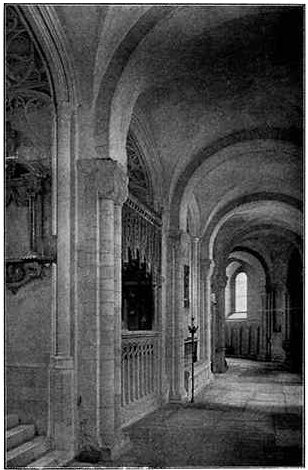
71 358 304 468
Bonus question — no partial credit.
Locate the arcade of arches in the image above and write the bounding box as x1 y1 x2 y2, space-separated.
5 5 303 466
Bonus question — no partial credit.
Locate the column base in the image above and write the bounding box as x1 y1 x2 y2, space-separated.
169 389 188 404
77 430 131 464
48 356 75 453
101 430 131 462
211 354 228 374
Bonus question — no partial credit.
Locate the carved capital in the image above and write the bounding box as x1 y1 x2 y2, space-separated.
211 271 228 292
77 158 128 204
200 258 214 280
171 230 190 259
271 282 287 295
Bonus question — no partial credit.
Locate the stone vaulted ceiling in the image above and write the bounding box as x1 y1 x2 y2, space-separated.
52 5 303 258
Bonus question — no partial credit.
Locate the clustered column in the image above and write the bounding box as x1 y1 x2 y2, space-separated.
191 237 200 357
211 267 228 373
200 259 214 364
266 282 289 363
166 230 189 402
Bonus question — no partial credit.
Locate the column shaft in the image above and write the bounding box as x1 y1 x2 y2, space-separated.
167 232 187 402
48 101 75 455
76 159 128 460
211 268 228 373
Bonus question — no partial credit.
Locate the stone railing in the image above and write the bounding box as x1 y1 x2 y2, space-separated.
121 331 159 407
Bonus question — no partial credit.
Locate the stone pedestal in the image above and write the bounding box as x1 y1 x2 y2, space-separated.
76 158 129 461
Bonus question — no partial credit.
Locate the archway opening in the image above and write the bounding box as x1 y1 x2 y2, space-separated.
287 248 303 373
121 128 162 424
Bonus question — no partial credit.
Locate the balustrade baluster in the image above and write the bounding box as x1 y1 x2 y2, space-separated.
147 343 150 395
145 343 148 395
142 343 146 397
153 343 155 391
148 344 152 393
121 333 158 407
128 348 132 403
121 351 125 406
136 343 140 400
130 345 135 402
134 345 138 401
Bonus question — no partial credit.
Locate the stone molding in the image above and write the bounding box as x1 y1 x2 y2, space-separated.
77 158 128 204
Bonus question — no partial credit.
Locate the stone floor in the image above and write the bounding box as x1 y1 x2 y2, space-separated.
70 358 303 468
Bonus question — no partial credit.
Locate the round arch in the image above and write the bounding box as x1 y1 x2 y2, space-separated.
20 5 76 104
169 127 302 232
200 193 302 261
8 5 78 453
93 6 176 163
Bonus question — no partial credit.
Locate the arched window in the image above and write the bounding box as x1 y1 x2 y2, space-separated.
235 272 247 313
225 269 248 321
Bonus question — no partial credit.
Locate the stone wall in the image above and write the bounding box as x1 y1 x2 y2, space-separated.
6 100 53 434
6 272 52 434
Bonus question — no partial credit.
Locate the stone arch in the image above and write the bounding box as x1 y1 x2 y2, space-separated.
20 5 76 104
93 6 176 164
181 193 200 237
6 4 78 453
231 246 271 288
201 193 302 261
169 127 302 232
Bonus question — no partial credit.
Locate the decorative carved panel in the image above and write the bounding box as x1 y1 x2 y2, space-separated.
5 7 54 294
6 5 51 115
122 195 162 273
6 257 54 294
126 132 153 208
5 160 55 293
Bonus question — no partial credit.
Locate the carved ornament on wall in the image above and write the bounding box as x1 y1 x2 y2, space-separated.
6 5 51 114
126 132 153 208
6 257 54 294
5 159 50 207
5 159 55 294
